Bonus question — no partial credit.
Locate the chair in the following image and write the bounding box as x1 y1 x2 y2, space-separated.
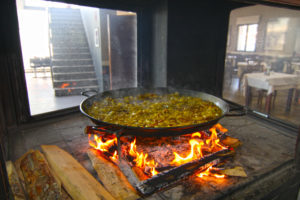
238 63 263 90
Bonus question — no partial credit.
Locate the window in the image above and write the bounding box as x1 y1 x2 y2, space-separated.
16 0 137 115
265 18 289 51
223 5 300 127
237 24 258 52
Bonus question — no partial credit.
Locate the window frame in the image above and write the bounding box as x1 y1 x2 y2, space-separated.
236 23 258 52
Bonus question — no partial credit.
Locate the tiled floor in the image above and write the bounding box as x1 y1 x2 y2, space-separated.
25 72 86 115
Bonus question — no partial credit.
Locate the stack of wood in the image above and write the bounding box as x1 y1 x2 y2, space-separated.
6 145 139 200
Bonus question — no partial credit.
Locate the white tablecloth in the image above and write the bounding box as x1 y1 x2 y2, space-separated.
243 72 300 95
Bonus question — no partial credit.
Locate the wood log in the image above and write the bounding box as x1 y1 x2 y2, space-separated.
5 161 26 200
88 149 140 200
15 150 72 200
41 145 115 200
20 150 61 200
14 149 34 184
132 166 149 181
136 148 230 196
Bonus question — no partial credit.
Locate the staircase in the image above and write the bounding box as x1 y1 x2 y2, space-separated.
49 8 99 96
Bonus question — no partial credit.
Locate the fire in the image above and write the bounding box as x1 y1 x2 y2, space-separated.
171 139 204 166
129 139 158 176
206 126 227 151
197 164 225 179
110 150 118 162
88 123 228 179
170 124 228 166
89 134 117 152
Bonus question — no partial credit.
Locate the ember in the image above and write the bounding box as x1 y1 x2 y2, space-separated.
88 123 231 180
196 164 226 179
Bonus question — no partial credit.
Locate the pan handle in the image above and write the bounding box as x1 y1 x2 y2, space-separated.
81 90 98 97
225 106 247 117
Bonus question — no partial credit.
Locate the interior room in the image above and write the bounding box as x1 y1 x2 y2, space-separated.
0 0 299 199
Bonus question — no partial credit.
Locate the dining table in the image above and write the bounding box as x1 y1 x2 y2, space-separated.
243 72 300 114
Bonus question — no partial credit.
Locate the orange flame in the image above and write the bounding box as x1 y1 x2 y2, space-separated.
197 165 225 179
214 123 228 133
170 124 227 166
129 139 158 176
88 123 229 179
89 134 117 152
171 139 204 166
110 150 118 162
206 126 227 151
191 132 201 138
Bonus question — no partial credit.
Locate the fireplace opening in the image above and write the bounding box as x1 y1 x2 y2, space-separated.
1 0 300 199
16 0 137 115
6 112 298 199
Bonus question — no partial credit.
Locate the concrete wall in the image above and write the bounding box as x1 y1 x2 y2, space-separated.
228 5 300 57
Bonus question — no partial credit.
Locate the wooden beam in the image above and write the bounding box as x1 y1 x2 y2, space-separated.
41 145 115 200
88 149 140 200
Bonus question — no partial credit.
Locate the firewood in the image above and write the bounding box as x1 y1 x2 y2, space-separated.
20 150 61 200
132 166 149 181
136 148 230 196
41 145 115 200
61 188 73 200
14 149 35 186
87 149 140 200
5 161 26 200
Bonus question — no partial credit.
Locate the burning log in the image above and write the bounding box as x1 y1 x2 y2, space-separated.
41 145 115 200
19 150 61 199
87 148 140 200
136 148 230 196
132 166 150 181
5 161 26 200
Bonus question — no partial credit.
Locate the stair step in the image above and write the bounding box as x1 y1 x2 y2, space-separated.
50 16 82 22
50 23 84 29
52 65 95 73
50 19 82 24
49 9 81 15
52 72 96 80
52 59 93 66
51 34 86 41
54 86 99 96
52 43 89 48
52 47 90 54
51 41 88 48
49 7 99 96
53 79 98 88
51 28 84 34
51 38 88 45
53 53 91 59
50 30 85 36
